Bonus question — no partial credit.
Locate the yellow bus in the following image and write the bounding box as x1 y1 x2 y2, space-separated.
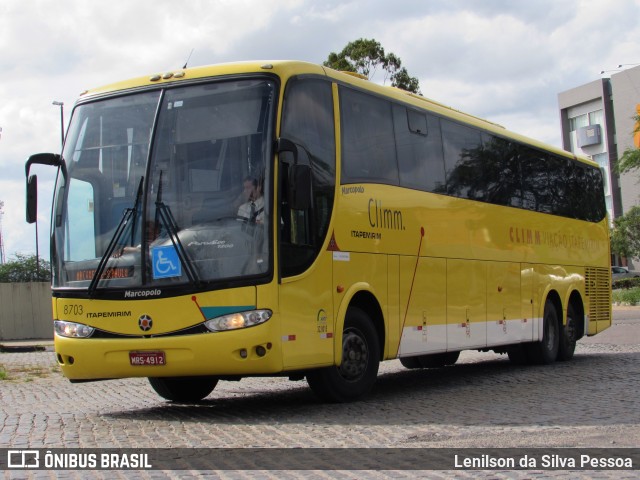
26 61 611 402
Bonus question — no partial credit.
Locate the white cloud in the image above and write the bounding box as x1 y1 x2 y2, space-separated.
375 0 640 143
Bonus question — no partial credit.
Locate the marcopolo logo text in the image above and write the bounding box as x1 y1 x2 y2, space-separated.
124 289 162 298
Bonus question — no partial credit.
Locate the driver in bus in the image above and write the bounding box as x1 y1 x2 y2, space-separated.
236 175 264 224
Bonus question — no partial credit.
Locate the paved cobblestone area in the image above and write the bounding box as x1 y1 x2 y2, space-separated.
1 309 639 479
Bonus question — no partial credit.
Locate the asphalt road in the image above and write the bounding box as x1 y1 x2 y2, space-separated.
1 308 639 478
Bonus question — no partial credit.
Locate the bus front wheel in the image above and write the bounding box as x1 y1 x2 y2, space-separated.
306 307 380 402
148 376 218 402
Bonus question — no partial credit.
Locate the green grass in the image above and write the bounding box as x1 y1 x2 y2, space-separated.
0 364 57 382
612 287 640 306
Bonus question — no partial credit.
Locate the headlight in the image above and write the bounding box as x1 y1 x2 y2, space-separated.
204 309 272 332
54 320 95 338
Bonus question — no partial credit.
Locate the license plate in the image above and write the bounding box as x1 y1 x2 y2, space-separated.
129 351 166 366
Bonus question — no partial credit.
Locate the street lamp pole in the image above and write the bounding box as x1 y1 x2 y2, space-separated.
52 101 64 149
37 100 65 280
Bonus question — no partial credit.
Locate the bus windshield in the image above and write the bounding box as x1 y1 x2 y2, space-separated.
52 78 275 291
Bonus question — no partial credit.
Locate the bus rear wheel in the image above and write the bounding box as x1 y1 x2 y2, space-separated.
525 300 560 364
148 376 218 402
306 306 380 403
557 304 578 361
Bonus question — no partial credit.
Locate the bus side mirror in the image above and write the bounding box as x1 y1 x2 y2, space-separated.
25 152 64 223
26 174 38 223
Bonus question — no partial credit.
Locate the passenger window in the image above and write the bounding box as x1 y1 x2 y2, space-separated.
521 150 552 214
476 136 522 207
340 87 399 185
394 105 445 192
441 119 483 198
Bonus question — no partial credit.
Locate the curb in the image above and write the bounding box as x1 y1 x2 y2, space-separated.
0 340 54 353
0 344 48 353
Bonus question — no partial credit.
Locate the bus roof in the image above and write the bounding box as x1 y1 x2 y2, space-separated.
80 60 594 167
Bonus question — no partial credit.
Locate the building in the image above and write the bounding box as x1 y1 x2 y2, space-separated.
558 64 640 267
611 66 640 214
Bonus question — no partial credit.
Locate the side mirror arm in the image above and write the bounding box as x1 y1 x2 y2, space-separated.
25 153 65 224
25 153 63 177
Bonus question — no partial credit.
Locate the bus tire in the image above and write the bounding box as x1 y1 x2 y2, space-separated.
148 376 218 402
557 304 577 361
417 351 460 368
306 306 380 403
399 356 422 369
526 300 560 365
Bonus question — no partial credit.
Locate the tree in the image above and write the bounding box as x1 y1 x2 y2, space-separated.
615 113 640 175
324 38 421 94
0 253 51 282
611 206 640 259
611 113 640 258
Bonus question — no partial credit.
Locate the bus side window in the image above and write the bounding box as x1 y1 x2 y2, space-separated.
340 87 399 185
394 106 445 192
521 149 552 214
441 119 483 198
476 135 522 208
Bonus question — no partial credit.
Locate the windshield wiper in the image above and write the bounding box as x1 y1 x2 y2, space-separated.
154 170 200 285
88 177 144 296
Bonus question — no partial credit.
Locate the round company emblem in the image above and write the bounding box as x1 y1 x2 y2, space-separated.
138 314 153 332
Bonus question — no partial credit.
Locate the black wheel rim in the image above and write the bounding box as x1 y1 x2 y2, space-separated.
339 328 368 382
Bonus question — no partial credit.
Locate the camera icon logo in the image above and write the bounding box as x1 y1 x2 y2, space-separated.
7 450 39 468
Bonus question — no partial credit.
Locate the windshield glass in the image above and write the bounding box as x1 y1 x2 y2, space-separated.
52 78 275 291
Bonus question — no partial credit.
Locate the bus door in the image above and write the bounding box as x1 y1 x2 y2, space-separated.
277 77 337 369
279 245 334 369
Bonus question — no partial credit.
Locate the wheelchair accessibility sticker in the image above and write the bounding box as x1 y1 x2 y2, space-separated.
151 245 181 279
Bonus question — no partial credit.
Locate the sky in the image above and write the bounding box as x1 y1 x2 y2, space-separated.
1 0 639 261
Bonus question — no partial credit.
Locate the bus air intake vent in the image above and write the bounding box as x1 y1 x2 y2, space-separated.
585 267 611 323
